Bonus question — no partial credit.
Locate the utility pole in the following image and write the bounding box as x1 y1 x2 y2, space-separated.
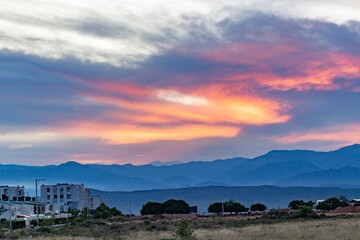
35 178 45 225
129 200 132 217
8 199 12 231
222 201 224 217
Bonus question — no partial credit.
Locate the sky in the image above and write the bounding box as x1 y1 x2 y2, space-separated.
0 0 359 165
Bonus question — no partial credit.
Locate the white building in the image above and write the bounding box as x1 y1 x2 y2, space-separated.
0 186 25 201
90 195 107 210
0 200 35 221
40 183 90 213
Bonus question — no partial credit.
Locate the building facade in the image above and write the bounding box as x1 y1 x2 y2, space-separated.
0 201 35 221
0 186 25 201
90 195 107 210
40 183 90 213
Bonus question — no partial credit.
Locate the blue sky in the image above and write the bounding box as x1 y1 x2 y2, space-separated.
0 0 359 165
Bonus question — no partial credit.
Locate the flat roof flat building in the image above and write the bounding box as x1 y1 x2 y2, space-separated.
0 185 25 201
40 183 90 213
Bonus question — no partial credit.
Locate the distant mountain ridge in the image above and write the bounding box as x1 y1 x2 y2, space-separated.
1 144 360 191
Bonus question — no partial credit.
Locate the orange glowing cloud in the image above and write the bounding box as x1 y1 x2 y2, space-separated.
66 122 240 144
273 123 360 145
85 83 290 125
64 80 290 144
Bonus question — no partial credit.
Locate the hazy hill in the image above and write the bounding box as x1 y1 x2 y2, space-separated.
280 166 360 187
0 161 160 191
91 185 360 214
1 144 360 191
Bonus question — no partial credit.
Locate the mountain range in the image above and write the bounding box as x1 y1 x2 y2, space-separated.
1 144 360 191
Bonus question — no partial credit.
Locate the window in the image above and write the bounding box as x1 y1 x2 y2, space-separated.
47 188 50 193
54 195 57 199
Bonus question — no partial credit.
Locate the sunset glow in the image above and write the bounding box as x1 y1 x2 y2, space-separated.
1 0 359 165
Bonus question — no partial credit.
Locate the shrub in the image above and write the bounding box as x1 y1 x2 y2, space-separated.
298 205 313 217
175 220 196 240
92 203 122 219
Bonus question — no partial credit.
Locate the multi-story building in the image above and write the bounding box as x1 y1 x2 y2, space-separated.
40 183 90 213
90 195 107 210
0 185 25 201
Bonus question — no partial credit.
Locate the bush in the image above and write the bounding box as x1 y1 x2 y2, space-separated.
92 203 122 219
175 220 196 240
298 205 313 217
11 220 26 230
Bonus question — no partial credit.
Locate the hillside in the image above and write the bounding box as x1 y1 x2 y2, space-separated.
91 185 360 214
0 144 359 191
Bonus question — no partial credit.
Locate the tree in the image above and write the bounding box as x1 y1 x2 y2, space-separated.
250 203 267 212
224 200 247 214
140 201 164 215
92 203 122 219
175 220 196 240
316 197 349 211
163 199 190 214
68 207 80 217
288 200 313 210
208 200 247 214
208 202 222 214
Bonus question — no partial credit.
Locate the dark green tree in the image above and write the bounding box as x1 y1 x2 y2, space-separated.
163 199 190 214
140 201 165 215
208 200 247 214
316 197 349 211
250 203 267 212
224 200 247 214
288 200 313 210
208 202 223 214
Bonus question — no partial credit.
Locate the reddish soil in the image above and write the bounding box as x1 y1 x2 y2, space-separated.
330 206 360 214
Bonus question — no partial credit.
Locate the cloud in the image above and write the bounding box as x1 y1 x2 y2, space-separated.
156 90 209 106
1 0 360 68
273 123 360 146
1 1 360 164
6 144 33 150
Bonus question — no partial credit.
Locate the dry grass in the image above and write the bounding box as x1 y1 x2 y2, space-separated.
194 217 360 240
17 216 360 240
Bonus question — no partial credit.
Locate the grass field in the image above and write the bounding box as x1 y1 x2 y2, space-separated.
5 214 360 240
